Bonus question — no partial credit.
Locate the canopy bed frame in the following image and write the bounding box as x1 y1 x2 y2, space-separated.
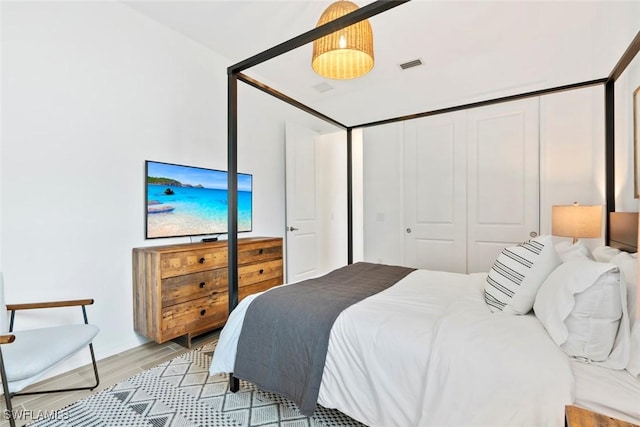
225 0 640 391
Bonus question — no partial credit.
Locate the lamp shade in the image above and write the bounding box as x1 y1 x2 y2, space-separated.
552 203 602 241
312 1 374 80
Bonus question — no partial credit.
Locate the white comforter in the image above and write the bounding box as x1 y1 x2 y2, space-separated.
210 268 574 427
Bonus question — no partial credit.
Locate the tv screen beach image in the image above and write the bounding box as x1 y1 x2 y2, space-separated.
146 161 252 239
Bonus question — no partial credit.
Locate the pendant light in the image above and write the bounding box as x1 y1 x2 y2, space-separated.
311 1 374 80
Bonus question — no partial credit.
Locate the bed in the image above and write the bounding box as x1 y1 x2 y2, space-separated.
210 214 640 427
217 3 640 424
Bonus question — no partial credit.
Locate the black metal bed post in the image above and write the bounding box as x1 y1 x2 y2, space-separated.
227 71 240 393
347 128 353 265
605 81 615 245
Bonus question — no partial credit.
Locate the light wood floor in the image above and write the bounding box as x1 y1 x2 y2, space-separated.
0 330 220 427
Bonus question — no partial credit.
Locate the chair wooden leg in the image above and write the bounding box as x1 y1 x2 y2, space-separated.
0 349 16 427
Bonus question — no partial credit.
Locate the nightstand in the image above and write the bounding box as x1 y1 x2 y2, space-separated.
565 405 639 427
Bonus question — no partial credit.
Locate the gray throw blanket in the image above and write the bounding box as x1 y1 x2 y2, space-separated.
233 262 416 416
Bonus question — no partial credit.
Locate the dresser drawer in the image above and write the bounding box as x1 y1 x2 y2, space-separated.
160 248 227 278
239 278 283 301
239 258 283 287
162 269 228 306
238 239 283 264
161 293 228 340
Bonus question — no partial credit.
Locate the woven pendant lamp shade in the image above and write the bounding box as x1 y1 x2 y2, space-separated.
312 1 374 80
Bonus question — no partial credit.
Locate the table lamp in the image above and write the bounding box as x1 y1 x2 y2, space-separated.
552 202 602 244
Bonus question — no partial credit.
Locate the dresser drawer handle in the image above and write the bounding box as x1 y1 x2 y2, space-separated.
199 257 206 264
199 282 206 288
259 269 264 274
200 309 206 316
259 249 264 255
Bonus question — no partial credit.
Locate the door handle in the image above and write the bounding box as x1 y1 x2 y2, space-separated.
529 231 538 238
287 226 299 232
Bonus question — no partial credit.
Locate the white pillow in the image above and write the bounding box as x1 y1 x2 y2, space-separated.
609 251 637 327
555 240 595 262
484 235 561 314
627 323 640 378
609 251 640 377
592 245 622 263
534 259 630 369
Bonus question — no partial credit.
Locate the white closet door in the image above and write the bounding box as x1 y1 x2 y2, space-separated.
285 122 320 282
404 111 467 272
466 98 540 273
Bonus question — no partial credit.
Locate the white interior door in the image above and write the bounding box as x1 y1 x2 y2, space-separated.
285 122 320 282
466 98 540 273
404 111 467 272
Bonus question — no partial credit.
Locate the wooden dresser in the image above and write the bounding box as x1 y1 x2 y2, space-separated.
133 237 283 346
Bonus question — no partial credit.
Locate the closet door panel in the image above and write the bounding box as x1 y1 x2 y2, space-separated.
285 122 320 282
404 111 466 273
475 116 526 223
467 98 540 273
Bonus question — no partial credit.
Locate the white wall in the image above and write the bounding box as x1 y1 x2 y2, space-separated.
540 86 606 250
362 123 404 265
316 131 347 273
352 129 364 262
363 87 607 266
314 129 365 269
0 1 289 376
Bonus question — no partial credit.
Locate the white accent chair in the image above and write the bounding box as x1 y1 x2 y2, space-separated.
0 273 100 427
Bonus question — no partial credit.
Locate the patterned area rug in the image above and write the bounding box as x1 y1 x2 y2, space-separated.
27 341 365 427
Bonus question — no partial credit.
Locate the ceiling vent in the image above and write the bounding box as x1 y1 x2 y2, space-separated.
313 82 334 93
399 58 423 70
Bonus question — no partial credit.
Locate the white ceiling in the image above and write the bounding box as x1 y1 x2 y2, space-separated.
123 0 640 126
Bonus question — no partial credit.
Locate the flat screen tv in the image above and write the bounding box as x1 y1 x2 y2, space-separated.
145 160 252 239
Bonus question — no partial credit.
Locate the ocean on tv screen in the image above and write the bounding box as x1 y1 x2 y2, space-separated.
146 184 251 238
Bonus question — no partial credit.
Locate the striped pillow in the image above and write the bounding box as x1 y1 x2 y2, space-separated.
485 235 561 314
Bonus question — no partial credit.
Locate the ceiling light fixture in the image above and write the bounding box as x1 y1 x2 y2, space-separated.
311 1 374 80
